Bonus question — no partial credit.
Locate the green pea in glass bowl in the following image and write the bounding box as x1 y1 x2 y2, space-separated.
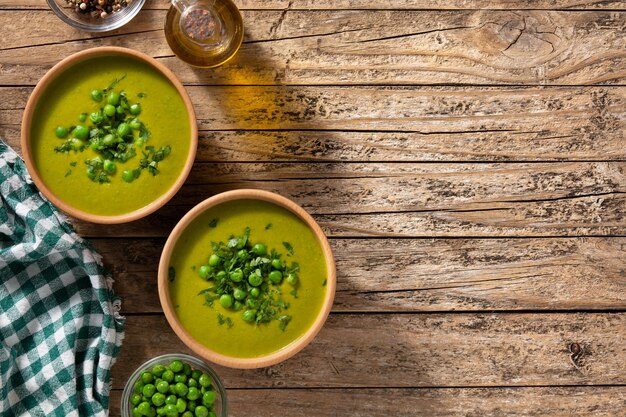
121 353 227 417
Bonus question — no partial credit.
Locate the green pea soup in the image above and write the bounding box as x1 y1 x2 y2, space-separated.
29 55 191 216
168 200 328 358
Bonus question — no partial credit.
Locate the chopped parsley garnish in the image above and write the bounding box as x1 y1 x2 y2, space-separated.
52 75 171 184
282 241 294 255
197 227 300 330
208 218 219 228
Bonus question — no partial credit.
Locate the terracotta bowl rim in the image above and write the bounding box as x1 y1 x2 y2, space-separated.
158 189 337 369
20 46 198 224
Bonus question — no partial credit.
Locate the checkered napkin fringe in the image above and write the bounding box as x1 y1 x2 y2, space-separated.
0 141 124 417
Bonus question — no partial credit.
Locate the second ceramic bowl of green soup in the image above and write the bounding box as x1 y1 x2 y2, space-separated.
158 190 336 369
21 46 197 224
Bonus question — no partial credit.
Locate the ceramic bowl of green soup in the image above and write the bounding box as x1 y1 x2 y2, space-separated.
158 190 336 369
21 47 197 224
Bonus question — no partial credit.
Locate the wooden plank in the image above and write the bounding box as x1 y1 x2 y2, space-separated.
5 126 626 162
3 85 625 134
63 160 626 237
71 195 626 238
2 0 625 10
1 11 625 86
111 313 626 389
101 237 626 313
109 386 626 417
2 85 625 160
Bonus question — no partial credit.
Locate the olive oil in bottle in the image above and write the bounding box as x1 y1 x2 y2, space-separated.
165 0 243 68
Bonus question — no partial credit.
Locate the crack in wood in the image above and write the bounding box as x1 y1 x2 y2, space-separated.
350 25 472 44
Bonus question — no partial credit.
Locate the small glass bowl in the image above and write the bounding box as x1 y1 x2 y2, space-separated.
121 353 228 417
47 0 145 32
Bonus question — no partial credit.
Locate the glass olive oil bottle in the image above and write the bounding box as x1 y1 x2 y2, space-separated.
165 0 243 68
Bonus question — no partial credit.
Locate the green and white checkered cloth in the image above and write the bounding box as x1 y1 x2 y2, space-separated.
0 141 125 416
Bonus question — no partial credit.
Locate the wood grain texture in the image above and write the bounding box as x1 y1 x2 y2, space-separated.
1 10 625 85
102 237 626 313
109 386 626 417
61 161 626 237
111 313 626 389
2 85 624 161
2 0 625 10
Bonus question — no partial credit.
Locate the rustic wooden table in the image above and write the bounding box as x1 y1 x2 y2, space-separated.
2 0 626 415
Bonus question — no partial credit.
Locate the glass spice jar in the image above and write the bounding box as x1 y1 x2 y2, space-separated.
165 0 243 68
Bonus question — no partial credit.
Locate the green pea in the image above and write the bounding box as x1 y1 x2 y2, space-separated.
187 386 200 400
176 398 187 413
208 412 216 417
219 294 233 308
248 273 262 287
107 91 120 105
237 249 247 258
183 412 194 417
90 111 103 124
164 404 178 417
271 259 283 270
175 382 188 397
187 401 197 412
162 370 174 383
152 365 166 377
169 360 184 373
156 380 169 394
233 300 244 311
168 385 176 395
131 393 142 406
141 372 154 384
191 370 202 380
233 288 246 300
202 390 216 405
287 273 298 286
69 138 85 150
249 287 260 298
130 103 142 115
245 298 258 309
152 392 166 407
198 265 210 279
165 395 177 405
73 125 89 140
91 89 103 102
229 268 243 282
78 112 88 122
156 407 165 416
215 271 227 280
117 122 131 137
116 105 125 115
242 309 256 323
55 126 68 138
103 159 116 174
142 383 156 397
174 374 187 384
195 405 209 417
132 407 142 417
122 170 134 183
102 134 115 146
137 401 151 415
133 381 145 394
208 254 220 267
268 270 283 284
198 374 212 388
252 243 267 256
104 104 116 117
188 378 198 388
130 118 142 130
